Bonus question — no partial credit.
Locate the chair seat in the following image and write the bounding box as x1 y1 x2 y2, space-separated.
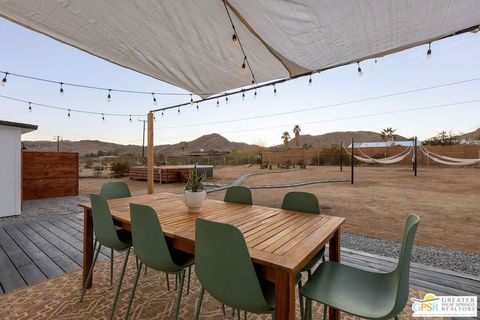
300 261 397 319
301 246 325 272
171 249 195 269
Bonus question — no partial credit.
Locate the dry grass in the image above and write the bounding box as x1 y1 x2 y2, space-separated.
80 165 480 253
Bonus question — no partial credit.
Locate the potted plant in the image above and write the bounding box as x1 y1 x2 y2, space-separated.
184 165 207 213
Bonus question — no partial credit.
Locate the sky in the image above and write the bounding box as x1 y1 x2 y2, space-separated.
1 18 480 147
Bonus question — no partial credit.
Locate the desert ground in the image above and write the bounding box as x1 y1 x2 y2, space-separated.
80 165 480 253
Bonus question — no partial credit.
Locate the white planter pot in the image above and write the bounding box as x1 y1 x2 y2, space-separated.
183 190 207 213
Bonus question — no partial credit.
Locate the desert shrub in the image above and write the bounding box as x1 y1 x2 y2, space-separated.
84 158 94 169
371 153 386 159
110 159 131 177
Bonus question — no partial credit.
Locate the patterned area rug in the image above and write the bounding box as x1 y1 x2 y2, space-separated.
0 255 446 319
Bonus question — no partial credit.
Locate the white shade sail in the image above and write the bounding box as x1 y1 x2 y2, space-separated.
1 0 479 98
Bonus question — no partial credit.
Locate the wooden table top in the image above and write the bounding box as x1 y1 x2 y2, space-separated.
80 192 344 273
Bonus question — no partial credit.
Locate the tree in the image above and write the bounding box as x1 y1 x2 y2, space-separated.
180 142 188 154
281 131 291 149
293 124 301 148
380 127 397 146
423 131 461 146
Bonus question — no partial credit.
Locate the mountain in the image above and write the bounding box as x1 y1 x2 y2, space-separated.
273 131 407 149
459 128 480 141
22 134 256 156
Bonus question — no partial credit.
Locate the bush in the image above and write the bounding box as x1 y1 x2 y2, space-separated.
110 159 131 177
84 158 94 169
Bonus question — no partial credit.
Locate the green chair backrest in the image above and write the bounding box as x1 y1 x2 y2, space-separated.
100 182 131 200
224 186 253 205
281 192 320 214
388 214 420 318
90 194 125 249
195 218 273 313
129 203 180 273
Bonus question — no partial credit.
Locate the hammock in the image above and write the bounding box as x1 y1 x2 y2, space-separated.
420 146 480 166
357 146 412 161
344 146 412 164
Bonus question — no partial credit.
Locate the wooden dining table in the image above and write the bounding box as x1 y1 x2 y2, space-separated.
79 192 345 320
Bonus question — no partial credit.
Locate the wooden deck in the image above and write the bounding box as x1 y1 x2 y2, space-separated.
0 215 479 318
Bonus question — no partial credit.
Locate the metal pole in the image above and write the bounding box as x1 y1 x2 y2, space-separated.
414 136 418 176
138 120 146 158
147 112 154 194
351 138 354 184
340 141 343 172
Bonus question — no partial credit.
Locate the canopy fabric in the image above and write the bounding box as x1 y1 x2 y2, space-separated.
1 1 479 98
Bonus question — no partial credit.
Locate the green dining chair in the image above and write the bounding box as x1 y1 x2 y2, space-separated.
124 203 194 320
80 194 133 320
224 186 253 205
300 215 420 320
281 191 325 318
100 181 132 284
194 218 276 320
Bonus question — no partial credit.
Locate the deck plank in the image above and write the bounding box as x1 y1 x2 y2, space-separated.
0 227 46 286
0 244 26 292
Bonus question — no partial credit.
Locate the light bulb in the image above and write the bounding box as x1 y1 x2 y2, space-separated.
241 57 246 74
152 93 157 105
161 111 164 117
357 62 363 77
2 73 8 87
196 103 199 111
242 91 245 100
217 98 220 107
178 107 181 114
232 34 238 46
102 113 105 122
426 43 432 59
59 83 64 96
107 90 111 102
28 102 32 113
190 94 193 105
308 76 312 87
225 96 229 104
129 115 132 123
273 85 277 96
254 89 257 98
68 109 71 119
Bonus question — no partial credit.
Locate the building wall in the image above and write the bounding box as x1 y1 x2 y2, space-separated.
0 126 21 217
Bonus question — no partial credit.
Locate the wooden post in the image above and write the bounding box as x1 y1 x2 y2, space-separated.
340 141 343 172
413 137 417 177
147 112 154 194
351 138 354 184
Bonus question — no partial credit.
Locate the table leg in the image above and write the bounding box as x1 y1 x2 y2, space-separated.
274 269 296 320
328 229 341 320
83 207 93 288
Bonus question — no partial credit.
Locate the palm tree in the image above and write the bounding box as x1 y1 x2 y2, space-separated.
380 127 397 146
281 131 291 149
293 124 301 148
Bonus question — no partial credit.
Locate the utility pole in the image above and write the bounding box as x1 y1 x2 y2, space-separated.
138 119 147 158
53 136 62 152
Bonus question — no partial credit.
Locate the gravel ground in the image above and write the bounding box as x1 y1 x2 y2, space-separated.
0 195 88 227
0 195 478 276
341 232 480 276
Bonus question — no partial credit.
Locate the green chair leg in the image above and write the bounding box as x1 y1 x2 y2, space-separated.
244 310 247 319
175 273 178 290
125 263 143 320
110 248 114 285
323 304 328 320
222 304 226 315
394 316 399 320
186 265 192 295
166 273 170 291
305 298 312 320
80 240 101 301
173 270 186 320
271 311 276 320
237 309 241 320
194 286 205 320
109 248 131 320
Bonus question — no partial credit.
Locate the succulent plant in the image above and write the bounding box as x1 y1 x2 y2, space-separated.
185 165 206 192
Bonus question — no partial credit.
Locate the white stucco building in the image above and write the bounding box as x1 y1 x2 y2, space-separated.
0 120 37 217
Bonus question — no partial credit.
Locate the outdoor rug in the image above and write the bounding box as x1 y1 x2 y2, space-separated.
0 255 446 319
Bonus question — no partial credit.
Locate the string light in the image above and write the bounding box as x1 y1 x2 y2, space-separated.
59 82 64 96
225 95 229 104
2 73 7 87
161 111 164 117
152 93 157 105
107 89 112 102
357 62 363 76
375 59 378 63
196 102 199 111
254 88 257 98
232 34 238 46
308 74 312 86
241 57 246 74
67 109 71 119
129 115 132 123
427 42 432 59
242 90 245 100
28 102 32 113
190 94 193 105
273 84 277 96
216 98 220 107
102 113 105 122
178 107 181 114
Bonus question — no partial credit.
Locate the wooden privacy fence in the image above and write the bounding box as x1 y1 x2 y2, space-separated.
22 151 79 200
262 144 480 166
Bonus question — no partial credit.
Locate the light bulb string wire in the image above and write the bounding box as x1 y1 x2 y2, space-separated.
222 0 257 85
0 94 145 117
0 70 207 96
